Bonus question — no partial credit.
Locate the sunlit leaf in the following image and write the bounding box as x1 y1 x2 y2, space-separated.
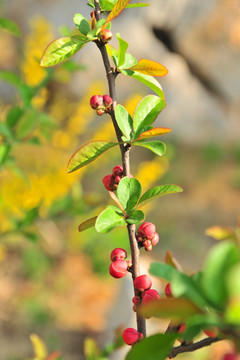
134 140 166 157
78 216 98 232
30 333 47 359
67 141 118 173
126 333 177 360
95 206 126 233
116 33 128 68
40 37 88 68
120 69 165 98
129 59 168 77
73 13 91 35
126 210 145 224
133 95 166 135
165 250 183 272
136 127 171 141
115 104 133 140
205 226 237 241
137 184 183 208
0 17 21 37
116 177 142 213
140 298 202 320
126 3 150 8
105 0 131 25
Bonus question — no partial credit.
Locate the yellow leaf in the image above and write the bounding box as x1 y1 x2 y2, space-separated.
205 226 237 241
129 58 168 77
105 0 132 24
30 334 48 360
137 127 172 140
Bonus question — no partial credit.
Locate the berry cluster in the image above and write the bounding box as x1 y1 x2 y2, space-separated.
136 222 159 251
102 165 124 191
109 248 131 278
90 94 113 115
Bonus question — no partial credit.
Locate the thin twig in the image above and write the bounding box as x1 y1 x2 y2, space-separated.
169 337 222 358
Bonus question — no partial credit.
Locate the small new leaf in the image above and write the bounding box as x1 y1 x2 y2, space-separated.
40 37 88 68
78 216 98 232
116 177 142 213
115 104 133 141
73 14 91 35
116 33 129 68
95 206 126 233
134 141 166 157
67 141 118 173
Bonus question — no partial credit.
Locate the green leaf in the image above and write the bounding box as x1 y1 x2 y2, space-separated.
40 37 88 68
126 210 144 224
133 95 166 134
118 53 138 69
0 17 21 37
99 0 117 11
73 14 91 36
114 104 133 141
95 206 126 233
140 298 202 320
78 216 98 232
134 141 166 157
126 3 150 8
67 141 118 173
126 333 177 360
116 177 142 213
150 263 209 308
116 33 128 68
0 123 13 139
0 144 11 165
6 106 23 128
137 184 183 208
120 69 165 99
15 109 36 139
201 241 240 309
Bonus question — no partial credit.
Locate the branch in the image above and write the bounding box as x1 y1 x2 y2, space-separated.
169 337 222 359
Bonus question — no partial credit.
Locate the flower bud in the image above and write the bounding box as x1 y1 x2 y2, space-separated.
136 235 143 243
165 283 173 298
115 175 121 184
133 274 152 292
122 328 143 346
112 165 123 177
109 259 128 278
151 232 159 246
132 295 141 304
143 239 152 252
102 174 114 191
99 29 112 43
90 95 103 110
96 108 105 116
110 248 127 262
203 328 218 338
142 289 160 305
103 94 113 107
138 222 156 239
223 354 238 360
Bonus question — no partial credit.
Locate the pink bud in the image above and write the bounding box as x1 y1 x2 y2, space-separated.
109 259 128 278
143 240 152 252
102 174 114 191
203 328 218 338
138 222 156 239
112 165 123 177
223 354 238 360
99 29 112 43
136 235 143 243
96 108 105 116
110 248 127 262
122 328 143 346
115 175 121 184
151 232 159 246
132 296 141 304
133 274 152 292
165 283 173 298
90 95 103 110
142 289 160 305
103 94 113 107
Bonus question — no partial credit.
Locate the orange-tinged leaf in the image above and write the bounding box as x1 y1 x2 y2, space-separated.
165 250 183 272
105 0 131 25
129 59 168 77
140 298 202 321
205 226 237 241
45 351 61 360
78 216 98 232
137 127 172 140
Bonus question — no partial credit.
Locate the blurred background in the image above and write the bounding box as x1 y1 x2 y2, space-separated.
0 0 240 359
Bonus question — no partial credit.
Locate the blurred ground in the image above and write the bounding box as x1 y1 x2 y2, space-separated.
0 0 240 359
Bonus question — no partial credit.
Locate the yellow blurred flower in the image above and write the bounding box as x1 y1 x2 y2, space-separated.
136 158 169 191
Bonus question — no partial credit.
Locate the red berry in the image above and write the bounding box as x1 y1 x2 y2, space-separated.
112 165 123 177
223 353 238 360
102 174 114 191
90 95 103 110
142 289 160 305
99 29 112 43
151 232 159 246
203 328 218 338
138 222 156 239
110 248 127 262
165 283 173 298
133 274 152 292
122 328 143 346
109 259 128 278
103 94 113 107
